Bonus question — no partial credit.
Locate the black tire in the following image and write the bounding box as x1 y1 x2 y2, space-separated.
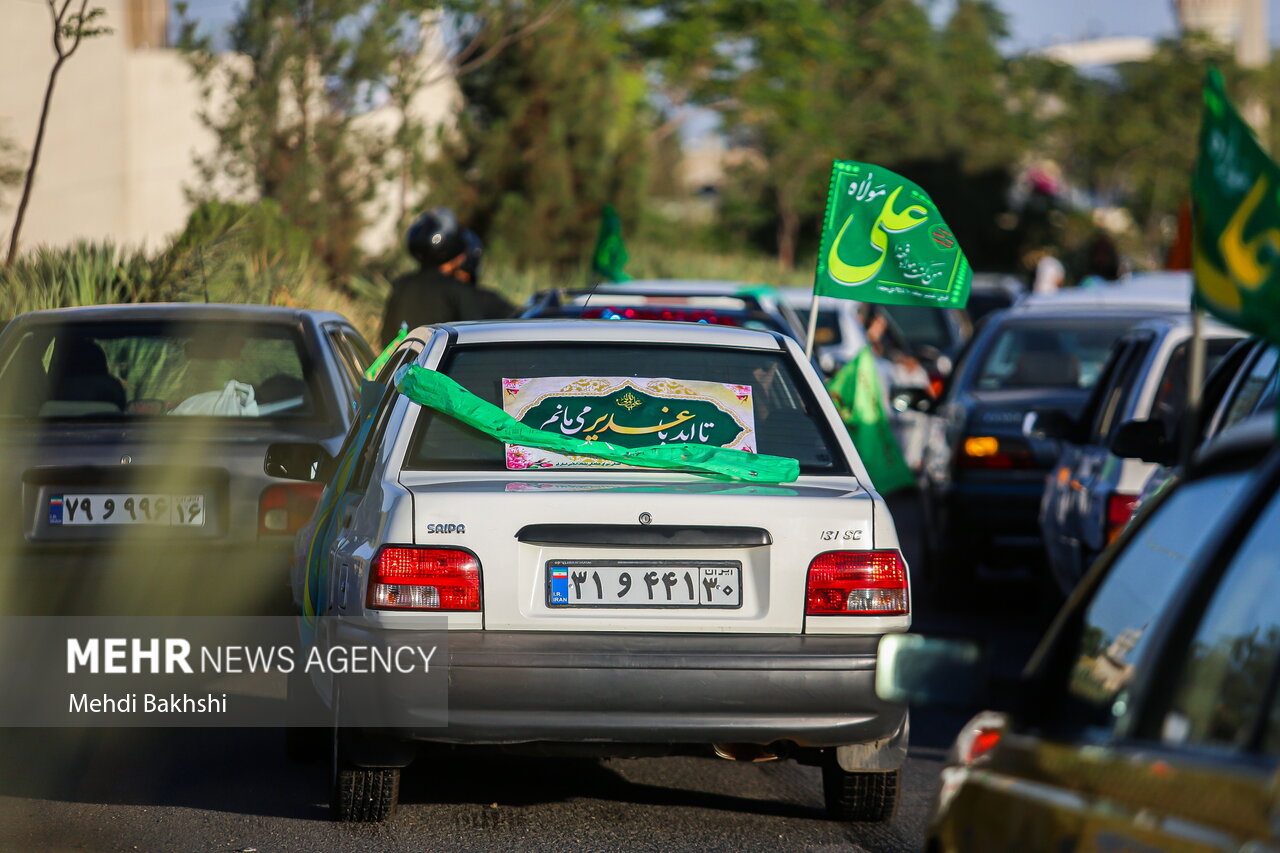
822 763 899 823
328 685 399 822
331 764 400 823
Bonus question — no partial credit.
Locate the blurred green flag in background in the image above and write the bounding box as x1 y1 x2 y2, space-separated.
825 348 914 494
1192 68 1280 344
592 204 632 282
814 160 971 308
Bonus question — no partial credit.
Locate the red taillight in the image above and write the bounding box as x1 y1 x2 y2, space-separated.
928 371 944 399
956 435 1035 470
583 306 736 325
258 483 325 534
964 727 1002 763
805 550 909 616
1106 493 1140 544
368 546 481 611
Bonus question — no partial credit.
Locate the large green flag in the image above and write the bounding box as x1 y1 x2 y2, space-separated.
825 348 914 494
591 204 632 282
814 160 971 308
1192 68 1280 344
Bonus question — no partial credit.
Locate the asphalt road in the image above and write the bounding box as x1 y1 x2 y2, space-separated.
0 492 1045 853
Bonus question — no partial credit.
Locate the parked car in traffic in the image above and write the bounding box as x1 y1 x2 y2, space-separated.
0 304 373 615
1037 315 1244 595
880 412 1280 852
1131 336 1280 511
276 319 911 823
917 301 1181 596
777 289 869 376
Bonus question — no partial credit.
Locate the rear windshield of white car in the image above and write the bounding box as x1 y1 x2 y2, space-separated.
0 320 328 421
402 342 850 475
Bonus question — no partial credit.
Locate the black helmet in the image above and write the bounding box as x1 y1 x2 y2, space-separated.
460 229 483 284
406 207 465 267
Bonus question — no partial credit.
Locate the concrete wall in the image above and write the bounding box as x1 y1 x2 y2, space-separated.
0 0 134 249
0 0 459 256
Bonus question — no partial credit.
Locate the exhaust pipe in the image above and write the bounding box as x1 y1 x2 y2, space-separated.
713 743 783 762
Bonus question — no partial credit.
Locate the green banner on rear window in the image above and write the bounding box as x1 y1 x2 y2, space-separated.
814 160 971 308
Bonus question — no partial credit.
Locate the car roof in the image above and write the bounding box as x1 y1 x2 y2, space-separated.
1124 314 1245 338
1014 272 1192 312
988 306 1182 327
9 302 351 327
428 318 789 349
777 288 860 311
606 279 776 297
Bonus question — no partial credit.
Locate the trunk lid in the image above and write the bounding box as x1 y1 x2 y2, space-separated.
0 420 337 547
399 473 878 634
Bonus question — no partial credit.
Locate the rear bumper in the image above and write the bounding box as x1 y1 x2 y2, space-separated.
939 478 1046 547
336 626 906 751
0 539 296 615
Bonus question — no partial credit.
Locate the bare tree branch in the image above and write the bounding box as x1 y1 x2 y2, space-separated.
419 1 568 88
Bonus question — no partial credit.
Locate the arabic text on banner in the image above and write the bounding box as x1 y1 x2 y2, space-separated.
502 376 755 470
814 160 971 309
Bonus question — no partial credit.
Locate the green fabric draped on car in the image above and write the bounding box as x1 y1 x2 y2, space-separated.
394 364 800 484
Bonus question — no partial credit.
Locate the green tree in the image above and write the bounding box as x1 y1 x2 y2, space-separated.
179 0 566 278
425 4 653 273
715 0 946 268
936 0 1020 173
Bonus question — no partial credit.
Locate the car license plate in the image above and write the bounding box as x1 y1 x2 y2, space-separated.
546 560 742 608
48 493 206 527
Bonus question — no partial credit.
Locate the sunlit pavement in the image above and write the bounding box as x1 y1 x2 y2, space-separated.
0 492 1044 853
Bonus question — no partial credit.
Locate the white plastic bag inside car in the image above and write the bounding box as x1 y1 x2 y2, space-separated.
170 380 259 417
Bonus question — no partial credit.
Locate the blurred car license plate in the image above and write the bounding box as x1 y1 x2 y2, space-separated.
547 561 741 608
48 494 205 527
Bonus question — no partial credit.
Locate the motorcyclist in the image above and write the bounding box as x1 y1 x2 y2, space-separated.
379 208 490 345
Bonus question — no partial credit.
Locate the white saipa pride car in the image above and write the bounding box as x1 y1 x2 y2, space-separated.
275 319 911 823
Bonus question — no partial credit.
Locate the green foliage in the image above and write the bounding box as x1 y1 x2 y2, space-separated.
177 0 442 277
0 131 23 207
425 4 654 274
0 243 159 319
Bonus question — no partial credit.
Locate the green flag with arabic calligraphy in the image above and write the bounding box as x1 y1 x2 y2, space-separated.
1192 68 1280 344
592 204 632 283
814 160 971 308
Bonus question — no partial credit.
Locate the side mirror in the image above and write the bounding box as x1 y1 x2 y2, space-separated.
265 442 332 482
1110 419 1176 466
890 387 934 414
875 633 984 708
1024 408 1077 442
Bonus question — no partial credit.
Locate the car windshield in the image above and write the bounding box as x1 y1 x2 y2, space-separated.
403 342 848 474
813 310 842 347
881 304 953 350
0 320 324 421
975 317 1139 391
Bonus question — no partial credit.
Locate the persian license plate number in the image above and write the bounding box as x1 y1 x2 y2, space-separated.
547 562 741 608
49 493 206 527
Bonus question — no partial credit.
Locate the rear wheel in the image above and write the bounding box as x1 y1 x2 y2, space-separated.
328 684 399 822
822 762 899 823
331 762 400 823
